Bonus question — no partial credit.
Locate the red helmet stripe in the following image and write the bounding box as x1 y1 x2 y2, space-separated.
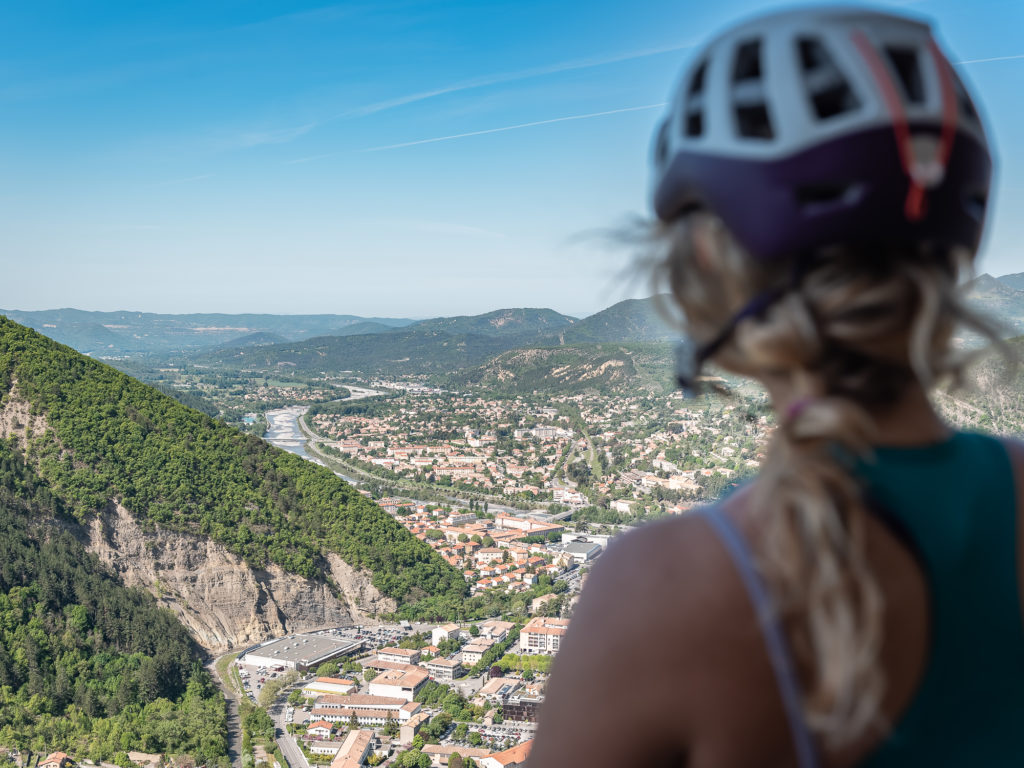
850 30 926 221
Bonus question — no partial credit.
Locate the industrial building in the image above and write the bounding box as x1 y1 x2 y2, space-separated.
241 634 362 671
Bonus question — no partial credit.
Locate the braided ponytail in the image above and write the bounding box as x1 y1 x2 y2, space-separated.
652 212 1007 746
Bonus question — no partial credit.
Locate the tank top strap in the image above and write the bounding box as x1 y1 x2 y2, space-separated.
697 506 820 768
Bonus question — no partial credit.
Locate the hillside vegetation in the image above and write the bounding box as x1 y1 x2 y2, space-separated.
0 317 466 612
448 343 675 395
0 442 228 762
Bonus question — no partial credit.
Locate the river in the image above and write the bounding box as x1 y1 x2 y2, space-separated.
262 385 381 478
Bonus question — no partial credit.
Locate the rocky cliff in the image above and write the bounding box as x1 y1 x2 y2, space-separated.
86 502 396 652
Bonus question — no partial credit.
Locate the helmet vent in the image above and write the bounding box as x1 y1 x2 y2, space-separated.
684 60 707 137
797 38 860 120
884 46 925 104
951 70 980 124
731 40 773 139
733 40 762 82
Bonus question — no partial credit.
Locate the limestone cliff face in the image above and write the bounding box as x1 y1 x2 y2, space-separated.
86 503 396 652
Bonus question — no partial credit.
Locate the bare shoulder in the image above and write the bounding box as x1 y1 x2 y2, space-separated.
531 503 788 767
997 435 1024 472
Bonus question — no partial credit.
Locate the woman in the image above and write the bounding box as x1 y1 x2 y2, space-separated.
529 6 1024 767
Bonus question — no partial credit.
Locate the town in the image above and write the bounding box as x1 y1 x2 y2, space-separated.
303 382 774 521
228 608 570 768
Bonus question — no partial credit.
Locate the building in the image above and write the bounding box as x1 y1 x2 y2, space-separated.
308 741 342 756
479 740 533 768
432 623 460 645
476 677 521 704
446 512 477 526
460 637 496 666
503 695 544 723
610 498 633 515
39 754 71 768
307 720 335 738
493 515 564 536
378 647 422 665
314 694 417 718
330 729 375 768
477 619 515 642
368 667 429 702
557 540 602 564
421 745 491 767
362 658 420 674
530 593 558 615
399 712 430 745
302 677 358 697
424 657 462 683
241 634 362 671
520 617 569 654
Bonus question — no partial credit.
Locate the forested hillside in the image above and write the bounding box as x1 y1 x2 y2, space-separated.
447 343 675 395
0 442 228 762
0 317 467 614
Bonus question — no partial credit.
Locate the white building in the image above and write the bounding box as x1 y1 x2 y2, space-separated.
424 657 462 683
460 637 496 666
378 647 422 665
302 677 357 697
520 617 569 655
368 668 429 702
432 623 460 646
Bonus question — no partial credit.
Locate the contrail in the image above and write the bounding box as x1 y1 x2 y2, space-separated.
958 53 1024 64
363 103 667 152
348 43 693 118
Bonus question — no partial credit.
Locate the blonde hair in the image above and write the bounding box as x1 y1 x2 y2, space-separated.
651 212 1007 746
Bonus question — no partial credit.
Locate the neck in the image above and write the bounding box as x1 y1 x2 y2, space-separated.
869 384 950 446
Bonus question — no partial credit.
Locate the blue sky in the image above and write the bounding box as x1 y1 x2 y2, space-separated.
1 0 1021 318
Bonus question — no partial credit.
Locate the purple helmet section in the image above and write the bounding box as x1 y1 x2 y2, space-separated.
654 126 991 263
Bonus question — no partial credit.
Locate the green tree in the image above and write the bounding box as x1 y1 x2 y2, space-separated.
316 661 340 677
384 710 399 738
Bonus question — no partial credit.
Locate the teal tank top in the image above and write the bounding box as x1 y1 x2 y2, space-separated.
857 431 1024 765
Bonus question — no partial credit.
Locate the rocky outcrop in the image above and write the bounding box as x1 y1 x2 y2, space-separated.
86 503 395 652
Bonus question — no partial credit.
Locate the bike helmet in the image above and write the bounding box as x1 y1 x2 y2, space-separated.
651 5 992 262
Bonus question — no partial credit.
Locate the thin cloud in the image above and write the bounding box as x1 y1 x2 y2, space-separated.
270 42 691 151
958 53 1024 64
346 42 694 119
237 123 317 148
362 103 667 152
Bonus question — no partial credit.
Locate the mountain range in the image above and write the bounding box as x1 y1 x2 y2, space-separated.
3 271 1021 384
0 309 416 357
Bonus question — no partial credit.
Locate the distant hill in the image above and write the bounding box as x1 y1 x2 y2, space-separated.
449 342 674 395
410 308 577 337
199 308 583 376
964 273 1024 335
0 309 416 358
561 297 676 344
997 272 1024 292
215 331 290 350
200 327 540 375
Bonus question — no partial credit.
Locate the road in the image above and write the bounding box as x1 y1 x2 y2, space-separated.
209 655 244 768
269 694 309 768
